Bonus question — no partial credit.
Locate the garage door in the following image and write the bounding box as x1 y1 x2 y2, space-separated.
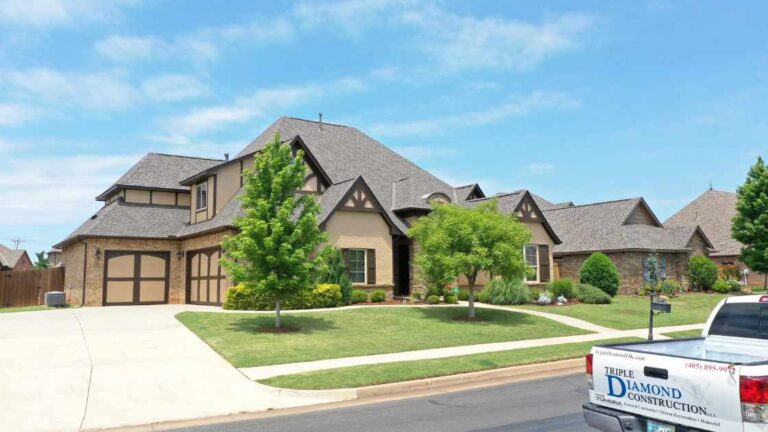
103 251 170 305
187 248 230 306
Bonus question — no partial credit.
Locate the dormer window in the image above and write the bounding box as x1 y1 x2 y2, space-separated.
196 181 208 211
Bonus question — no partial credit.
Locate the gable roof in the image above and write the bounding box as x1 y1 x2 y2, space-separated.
0 244 30 269
235 117 457 232
461 190 561 244
665 189 742 257
96 153 223 200
543 197 711 254
453 183 485 202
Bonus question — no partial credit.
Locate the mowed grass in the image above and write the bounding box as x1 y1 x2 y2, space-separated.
662 329 704 339
516 294 726 330
0 305 53 313
176 307 590 368
261 337 642 390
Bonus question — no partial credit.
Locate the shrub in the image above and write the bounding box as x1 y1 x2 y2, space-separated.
547 278 577 299
314 246 354 304
410 291 423 302
712 279 731 294
579 252 620 297
223 283 315 310
351 289 368 304
444 294 458 304
457 289 469 301
719 264 741 281
660 280 683 297
370 289 387 303
426 286 442 298
426 295 440 304
223 283 261 310
726 279 741 292
310 284 343 308
688 255 718 291
481 278 531 305
577 284 611 304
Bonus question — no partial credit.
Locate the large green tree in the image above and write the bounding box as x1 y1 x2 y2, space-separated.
220 133 326 328
407 200 531 319
733 156 768 288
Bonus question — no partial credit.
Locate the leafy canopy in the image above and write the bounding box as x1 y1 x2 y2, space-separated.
33 251 49 269
687 255 717 291
408 200 531 318
220 133 326 326
733 157 768 280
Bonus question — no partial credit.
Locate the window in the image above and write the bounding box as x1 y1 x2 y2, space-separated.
524 245 539 282
643 255 667 282
709 303 768 339
196 181 208 211
348 249 366 284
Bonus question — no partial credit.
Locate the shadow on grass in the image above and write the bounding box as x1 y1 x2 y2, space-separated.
412 306 538 326
226 314 338 335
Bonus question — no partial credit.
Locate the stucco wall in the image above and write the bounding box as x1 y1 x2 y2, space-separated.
215 163 241 213
325 210 393 288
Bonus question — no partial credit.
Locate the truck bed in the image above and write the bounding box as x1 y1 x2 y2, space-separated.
609 336 768 365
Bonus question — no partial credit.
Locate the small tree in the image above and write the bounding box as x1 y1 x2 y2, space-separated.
408 200 531 319
645 251 662 294
579 252 620 296
33 251 49 269
220 133 326 328
687 255 718 291
733 156 768 288
314 245 353 304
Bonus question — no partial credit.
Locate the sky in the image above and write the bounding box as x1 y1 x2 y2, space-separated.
0 0 766 254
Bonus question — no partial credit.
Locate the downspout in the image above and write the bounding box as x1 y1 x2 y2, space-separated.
79 240 88 306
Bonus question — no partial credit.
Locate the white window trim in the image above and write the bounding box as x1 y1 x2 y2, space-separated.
524 244 540 284
348 248 367 285
196 182 208 212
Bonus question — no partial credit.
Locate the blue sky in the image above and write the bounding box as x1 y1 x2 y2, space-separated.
0 0 766 254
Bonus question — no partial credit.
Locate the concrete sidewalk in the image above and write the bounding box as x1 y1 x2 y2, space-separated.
240 323 704 380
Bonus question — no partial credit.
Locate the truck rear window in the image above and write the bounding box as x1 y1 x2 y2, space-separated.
709 303 768 339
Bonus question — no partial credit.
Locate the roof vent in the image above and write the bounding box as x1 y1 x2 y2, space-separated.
318 112 323 130
225 153 230 161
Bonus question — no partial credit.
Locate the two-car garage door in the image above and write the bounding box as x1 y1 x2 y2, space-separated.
103 251 170 305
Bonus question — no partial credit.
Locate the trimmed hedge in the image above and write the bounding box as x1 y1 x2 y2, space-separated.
426 295 440 305
577 284 611 304
579 252 620 297
444 294 458 304
370 289 387 303
351 289 368 304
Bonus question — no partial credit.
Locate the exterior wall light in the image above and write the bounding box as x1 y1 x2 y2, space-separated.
94 248 102 260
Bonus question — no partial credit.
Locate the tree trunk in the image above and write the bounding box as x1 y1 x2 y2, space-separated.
764 274 767 289
467 273 477 319
275 300 282 328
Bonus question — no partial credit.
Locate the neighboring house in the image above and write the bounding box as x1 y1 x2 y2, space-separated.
0 244 33 271
540 198 713 294
665 189 766 287
47 249 64 268
55 117 559 307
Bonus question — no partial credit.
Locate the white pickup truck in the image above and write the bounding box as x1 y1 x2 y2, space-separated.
584 295 768 432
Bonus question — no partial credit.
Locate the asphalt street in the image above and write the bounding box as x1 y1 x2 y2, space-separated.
179 373 592 432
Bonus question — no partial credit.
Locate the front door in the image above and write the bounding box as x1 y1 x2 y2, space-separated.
187 248 230 305
103 251 170 305
395 243 410 296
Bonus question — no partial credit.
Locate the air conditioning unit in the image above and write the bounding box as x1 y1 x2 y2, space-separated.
45 291 66 307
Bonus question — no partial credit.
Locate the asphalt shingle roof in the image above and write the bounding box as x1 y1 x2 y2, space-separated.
0 244 26 268
95 153 222 200
665 189 742 256
543 198 704 254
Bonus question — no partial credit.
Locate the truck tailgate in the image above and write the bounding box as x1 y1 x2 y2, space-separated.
590 345 743 432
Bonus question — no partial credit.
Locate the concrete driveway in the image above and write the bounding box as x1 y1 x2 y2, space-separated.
0 305 348 432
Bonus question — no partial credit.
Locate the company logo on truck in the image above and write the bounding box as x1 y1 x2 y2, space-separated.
604 367 709 415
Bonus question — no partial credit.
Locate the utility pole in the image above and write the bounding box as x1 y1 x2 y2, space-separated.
9 238 25 249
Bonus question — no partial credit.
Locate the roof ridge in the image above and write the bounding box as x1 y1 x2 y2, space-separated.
543 197 640 211
285 116 353 129
148 152 225 162
465 190 524 203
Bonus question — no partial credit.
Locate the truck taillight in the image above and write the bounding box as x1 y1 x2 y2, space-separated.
586 354 594 390
741 376 768 422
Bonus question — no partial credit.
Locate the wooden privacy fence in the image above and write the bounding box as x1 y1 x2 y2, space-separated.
0 267 65 307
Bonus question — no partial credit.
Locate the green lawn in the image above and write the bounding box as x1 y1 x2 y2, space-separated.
261 337 642 390
516 294 726 330
176 307 590 368
0 305 53 313
662 329 703 339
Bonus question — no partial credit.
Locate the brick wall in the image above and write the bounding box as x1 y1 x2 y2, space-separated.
711 255 767 288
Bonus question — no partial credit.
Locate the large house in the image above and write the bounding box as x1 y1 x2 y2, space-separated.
540 197 713 294
0 244 32 271
666 189 766 287
55 117 559 307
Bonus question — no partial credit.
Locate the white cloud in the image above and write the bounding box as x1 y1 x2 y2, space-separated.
94 35 163 62
369 91 579 137
292 0 409 35
156 78 365 144
142 74 208 102
0 103 35 126
0 154 140 225
0 0 134 28
1 68 138 110
523 162 555 176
